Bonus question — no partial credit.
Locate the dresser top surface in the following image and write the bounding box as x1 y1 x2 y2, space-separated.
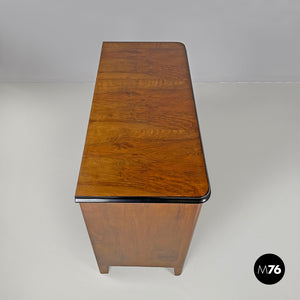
75 42 210 203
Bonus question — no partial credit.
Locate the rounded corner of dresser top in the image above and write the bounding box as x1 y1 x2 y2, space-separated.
173 42 186 50
197 186 211 204
75 196 82 203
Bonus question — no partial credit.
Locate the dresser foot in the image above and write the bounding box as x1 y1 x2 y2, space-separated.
174 267 183 276
99 265 109 274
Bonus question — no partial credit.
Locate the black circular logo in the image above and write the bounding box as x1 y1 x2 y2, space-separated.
254 253 285 285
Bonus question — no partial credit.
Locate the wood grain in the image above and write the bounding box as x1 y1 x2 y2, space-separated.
80 202 202 275
75 42 209 200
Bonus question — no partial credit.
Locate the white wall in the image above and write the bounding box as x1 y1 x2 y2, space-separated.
1 0 300 82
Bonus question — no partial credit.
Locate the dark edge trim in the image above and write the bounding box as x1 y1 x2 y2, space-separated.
75 186 210 204
182 42 212 203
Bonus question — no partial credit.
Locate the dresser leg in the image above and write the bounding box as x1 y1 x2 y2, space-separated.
99 265 109 274
174 267 183 276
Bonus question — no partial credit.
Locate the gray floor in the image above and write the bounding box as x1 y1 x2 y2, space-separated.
0 83 299 299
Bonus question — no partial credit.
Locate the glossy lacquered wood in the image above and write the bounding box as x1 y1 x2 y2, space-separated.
75 42 209 202
80 202 202 275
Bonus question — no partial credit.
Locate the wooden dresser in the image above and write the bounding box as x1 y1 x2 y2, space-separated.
75 42 210 275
